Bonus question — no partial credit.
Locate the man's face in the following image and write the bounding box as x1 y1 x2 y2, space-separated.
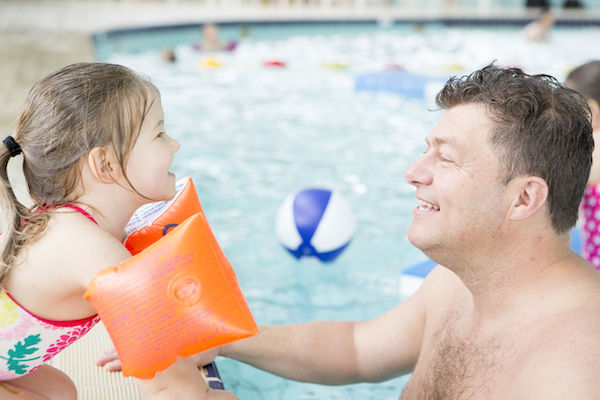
404 103 511 262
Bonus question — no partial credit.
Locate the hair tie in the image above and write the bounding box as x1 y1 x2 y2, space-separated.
3 136 22 157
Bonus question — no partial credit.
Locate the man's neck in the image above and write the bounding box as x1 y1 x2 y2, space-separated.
446 231 573 325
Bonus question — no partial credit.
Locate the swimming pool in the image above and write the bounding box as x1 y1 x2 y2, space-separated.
95 21 600 398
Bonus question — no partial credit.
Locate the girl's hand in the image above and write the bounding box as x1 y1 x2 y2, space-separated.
97 346 221 372
96 348 123 371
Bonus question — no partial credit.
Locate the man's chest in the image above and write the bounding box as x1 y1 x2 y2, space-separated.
400 318 515 400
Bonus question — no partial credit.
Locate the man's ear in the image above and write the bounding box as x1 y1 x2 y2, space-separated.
509 176 548 222
87 147 117 183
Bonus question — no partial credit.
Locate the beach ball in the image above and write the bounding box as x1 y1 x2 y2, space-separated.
275 188 356 262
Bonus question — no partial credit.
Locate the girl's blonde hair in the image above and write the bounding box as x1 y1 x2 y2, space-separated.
0 62 158 285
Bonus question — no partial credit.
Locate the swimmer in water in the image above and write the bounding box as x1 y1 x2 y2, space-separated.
565 60 600 271
524 8 555 42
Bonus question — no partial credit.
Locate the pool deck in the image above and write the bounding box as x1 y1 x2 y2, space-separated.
0 1 598 398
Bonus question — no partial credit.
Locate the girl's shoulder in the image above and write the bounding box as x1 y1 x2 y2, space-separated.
21 210 131 288
5 210 132 320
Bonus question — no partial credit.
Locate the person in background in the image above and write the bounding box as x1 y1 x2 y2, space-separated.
524 7 555 42
566 60 600 271
194 23 238 52
525 0 548 7
160 47 177 63
563 0 583 7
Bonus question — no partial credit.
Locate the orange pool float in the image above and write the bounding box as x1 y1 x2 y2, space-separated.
85 178 258 379
123 177 202 255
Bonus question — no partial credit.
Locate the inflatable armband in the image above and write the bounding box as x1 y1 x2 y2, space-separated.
123 177 202 255
85 212 258 379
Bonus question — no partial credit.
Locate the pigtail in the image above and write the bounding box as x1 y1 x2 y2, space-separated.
0 143 24 286
0 139 50 287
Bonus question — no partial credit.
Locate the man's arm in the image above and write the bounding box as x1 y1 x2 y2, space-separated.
220 278 430 385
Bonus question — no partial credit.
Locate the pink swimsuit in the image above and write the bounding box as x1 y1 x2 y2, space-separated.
581 183 600 271
0 204 100 380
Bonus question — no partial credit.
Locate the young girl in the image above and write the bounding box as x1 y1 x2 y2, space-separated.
565 61 600 272
0 63 237 399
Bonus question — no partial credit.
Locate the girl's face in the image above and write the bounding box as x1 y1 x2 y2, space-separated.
125 95 180 203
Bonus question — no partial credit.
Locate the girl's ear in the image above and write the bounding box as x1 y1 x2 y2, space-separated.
87 147 117 184
509 176 549 222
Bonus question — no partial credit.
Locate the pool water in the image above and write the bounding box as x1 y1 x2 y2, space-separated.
95 22 600 399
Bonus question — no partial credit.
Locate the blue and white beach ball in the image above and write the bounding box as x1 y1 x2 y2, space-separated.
275 188 356 262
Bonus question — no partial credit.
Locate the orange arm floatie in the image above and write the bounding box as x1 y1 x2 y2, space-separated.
123 177 203 255
84 180 258 379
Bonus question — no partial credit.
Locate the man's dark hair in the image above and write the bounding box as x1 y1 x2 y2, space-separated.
436 63 593 233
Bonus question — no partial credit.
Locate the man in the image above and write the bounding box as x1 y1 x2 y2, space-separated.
100 65 600 398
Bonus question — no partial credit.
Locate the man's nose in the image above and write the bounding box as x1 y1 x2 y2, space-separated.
404 153 432 187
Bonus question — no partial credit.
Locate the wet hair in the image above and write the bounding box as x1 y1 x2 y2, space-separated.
0 62 158 285
436 63 593 234
565 60 600 104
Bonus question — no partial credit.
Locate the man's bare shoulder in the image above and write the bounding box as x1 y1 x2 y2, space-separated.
504 260 600 399
507 312 600 398
409 265 469 337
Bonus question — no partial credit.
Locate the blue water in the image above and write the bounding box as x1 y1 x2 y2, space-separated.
95 22 600 398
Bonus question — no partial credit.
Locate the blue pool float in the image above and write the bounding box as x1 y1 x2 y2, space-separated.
354 70 447 99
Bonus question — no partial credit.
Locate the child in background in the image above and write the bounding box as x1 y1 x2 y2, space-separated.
0 63 237 399
565 60 600 271
194 23 238 52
